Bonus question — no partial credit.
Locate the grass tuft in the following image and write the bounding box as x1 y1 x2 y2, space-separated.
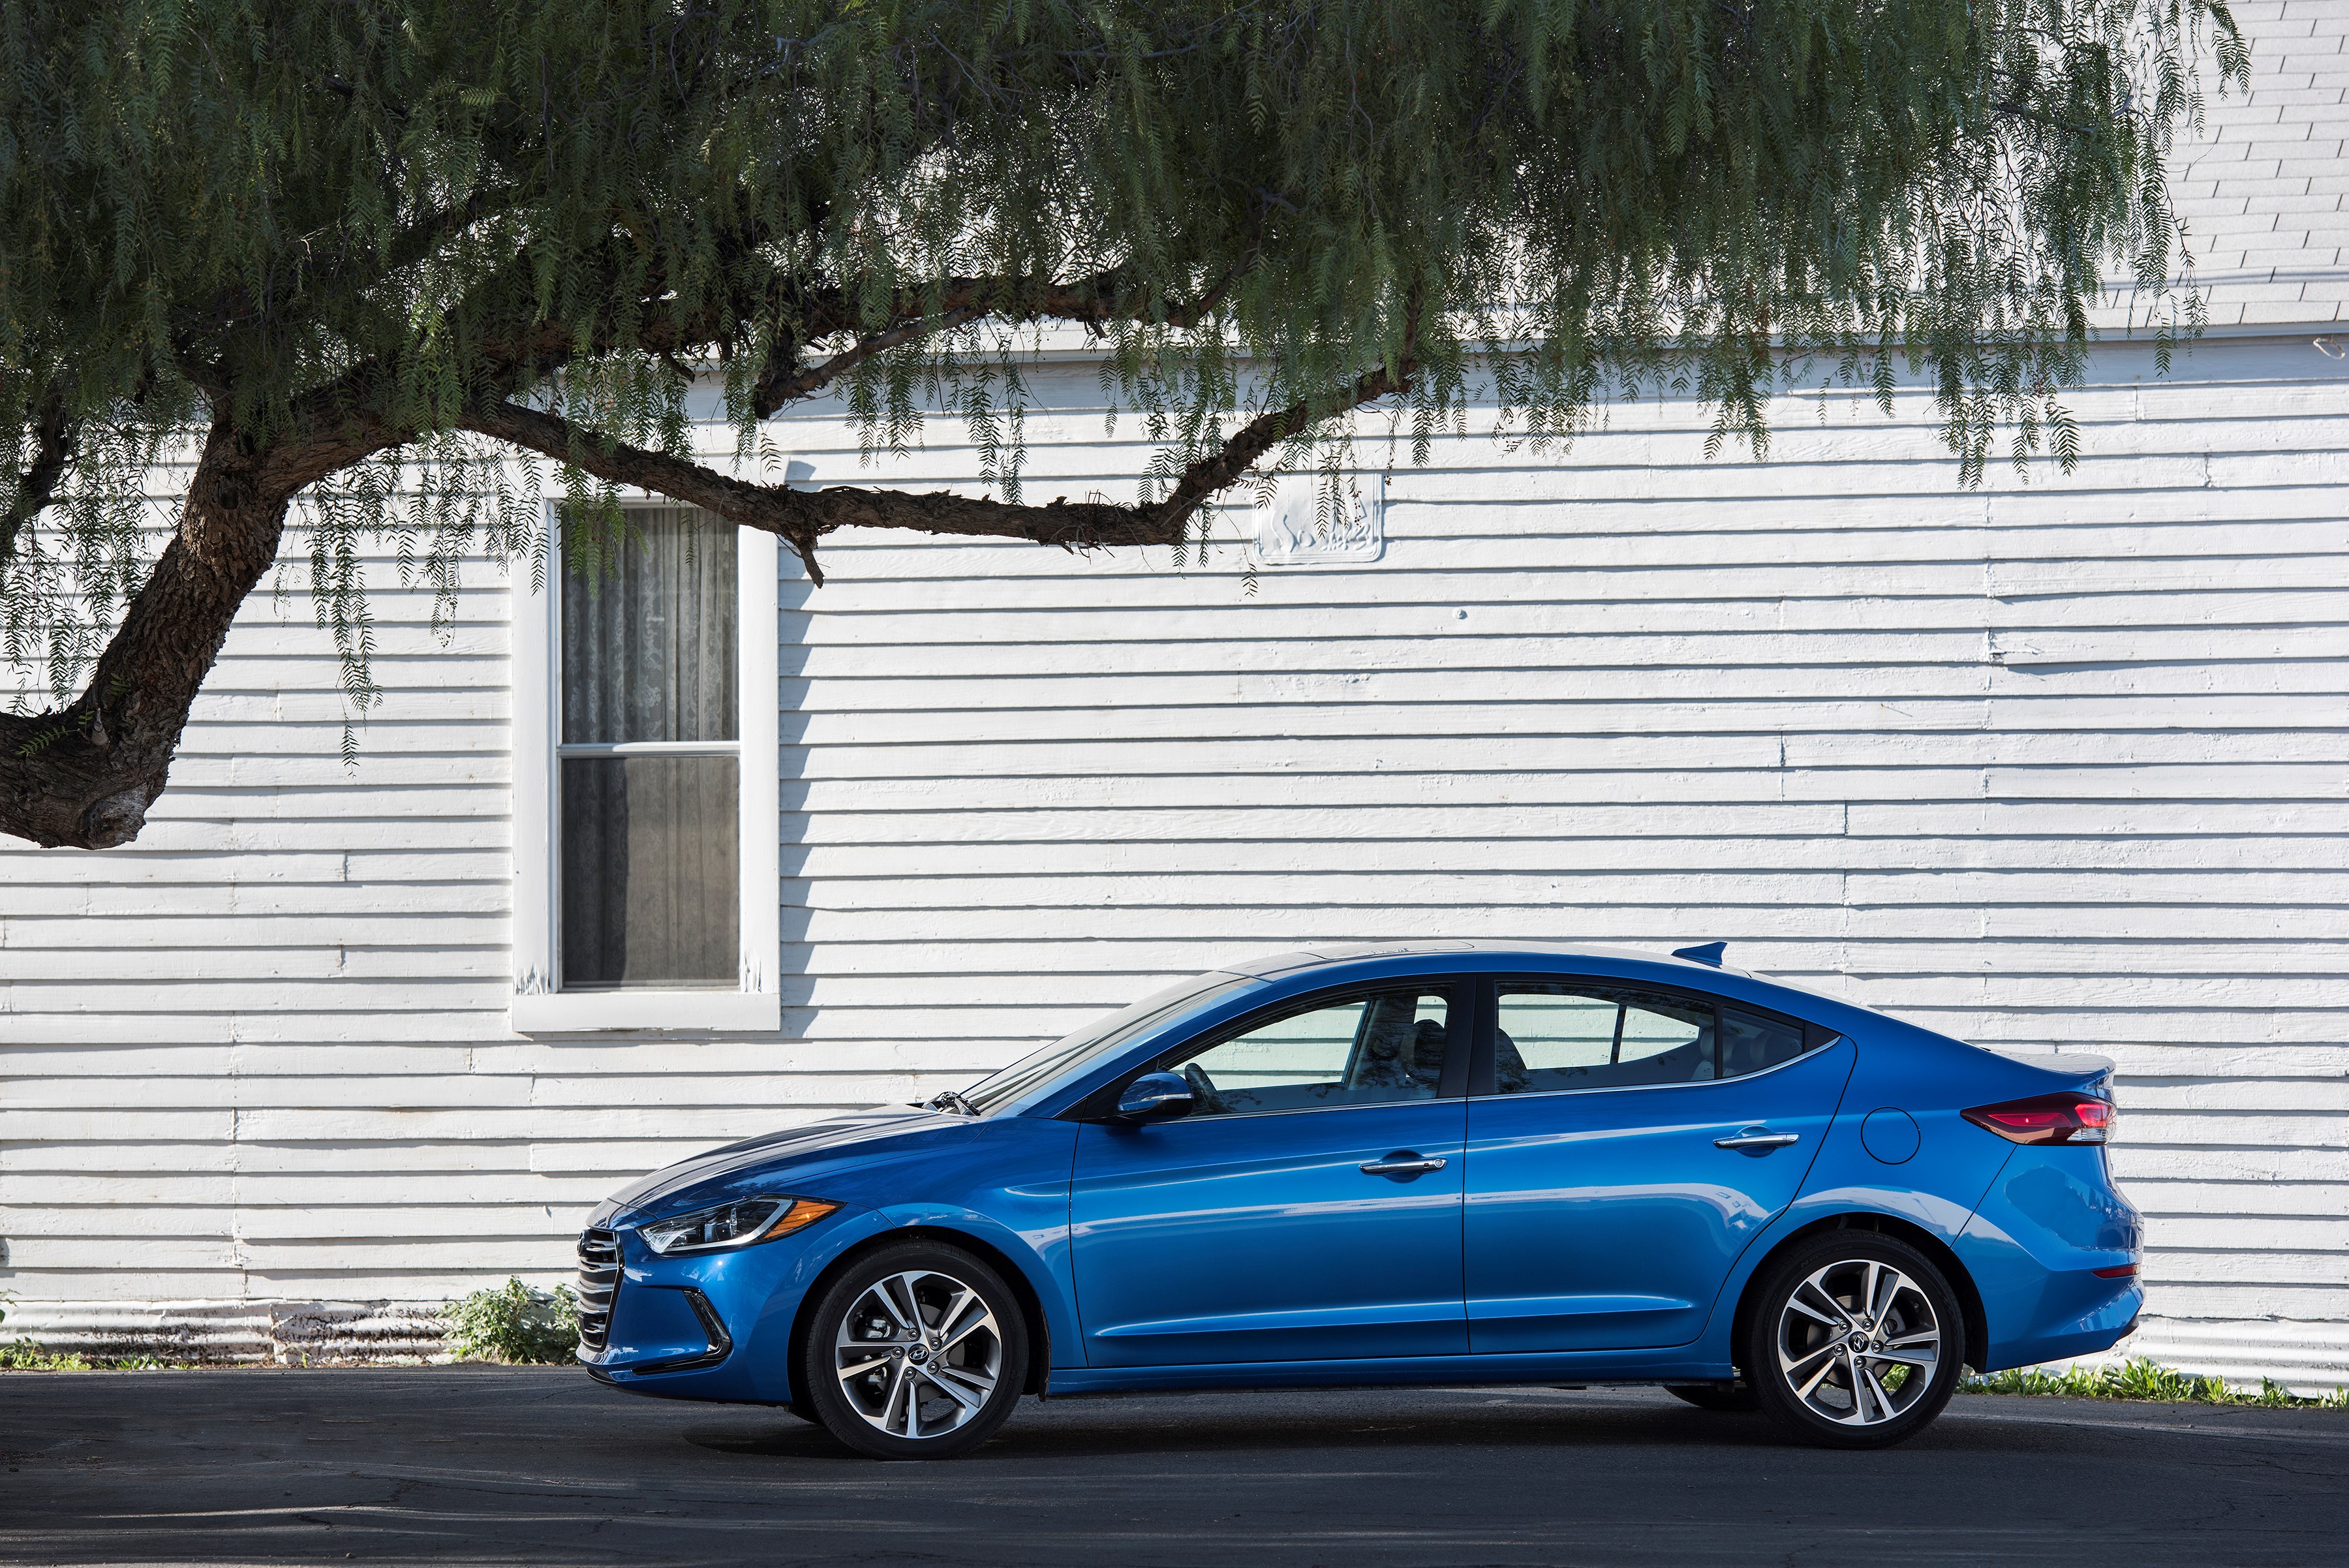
1965 1357 2349 1409
0 1341 185 1371
442 1277 580 1365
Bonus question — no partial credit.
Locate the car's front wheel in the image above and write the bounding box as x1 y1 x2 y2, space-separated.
1743 1233 1965 1449
799 1241 1030 1460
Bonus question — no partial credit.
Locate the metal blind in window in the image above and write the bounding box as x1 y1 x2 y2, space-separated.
557 506 739 990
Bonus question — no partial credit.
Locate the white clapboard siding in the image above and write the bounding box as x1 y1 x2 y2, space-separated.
6 0 2349 1379
14 333 2339 1373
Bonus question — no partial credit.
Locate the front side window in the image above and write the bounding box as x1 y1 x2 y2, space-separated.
558 507 739 989
1159 987 1452 1117
963 972 1263 1116
1492 983 1815 1094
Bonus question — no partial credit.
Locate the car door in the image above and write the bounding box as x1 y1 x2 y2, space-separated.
1069 981 1469 1367
1462 978 1854 1353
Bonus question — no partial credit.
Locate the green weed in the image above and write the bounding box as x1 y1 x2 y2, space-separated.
442 1277 579 1365
0 1341 187 1371
1965 1357 2349 1408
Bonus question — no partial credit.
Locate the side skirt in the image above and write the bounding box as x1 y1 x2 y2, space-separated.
1043 1347 1730 1398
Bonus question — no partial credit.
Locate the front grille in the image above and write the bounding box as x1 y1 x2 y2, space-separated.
576 1229 621 1352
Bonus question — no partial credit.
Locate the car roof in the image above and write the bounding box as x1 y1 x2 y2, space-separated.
1210 940 1748 981
1193 940 1907 1047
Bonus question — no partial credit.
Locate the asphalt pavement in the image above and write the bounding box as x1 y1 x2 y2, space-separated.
2 1368 2344 1566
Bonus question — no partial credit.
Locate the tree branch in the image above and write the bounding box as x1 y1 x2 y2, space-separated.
1154 288 1420 522
468 290 1411 585
0 285 1407 850
753 303 987 414
460 256 1248 423
460 399 1184 584
1157 356 1412 525
316 183 523 303
0 390 76 568
750 264 1251 416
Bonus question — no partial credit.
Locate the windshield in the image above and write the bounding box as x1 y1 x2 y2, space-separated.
962 972 1258 1116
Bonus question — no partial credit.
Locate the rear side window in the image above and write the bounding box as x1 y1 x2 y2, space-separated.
1494 985 1713 1092
1719 1004 1810 1078
1491 984 1817 1095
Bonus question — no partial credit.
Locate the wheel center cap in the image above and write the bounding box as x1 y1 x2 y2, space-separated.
909 1347 929 1364
1847 1330 1870 1350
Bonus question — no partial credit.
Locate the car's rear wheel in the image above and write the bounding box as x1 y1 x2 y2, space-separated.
1665 1382 1760 1412
1743 1232 1965 1449
799 1241 1029 1460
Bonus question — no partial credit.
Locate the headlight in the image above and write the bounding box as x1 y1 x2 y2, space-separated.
638 1196 839 1255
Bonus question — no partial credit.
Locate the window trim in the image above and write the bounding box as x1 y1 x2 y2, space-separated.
1469 976 1834 1099
511 500 781 1034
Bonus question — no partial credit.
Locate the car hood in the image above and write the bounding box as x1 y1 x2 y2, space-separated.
589 1103 967 1226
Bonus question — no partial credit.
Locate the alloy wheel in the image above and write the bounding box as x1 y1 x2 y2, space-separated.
1773 1257 1942 1427
831 1268 1004 1441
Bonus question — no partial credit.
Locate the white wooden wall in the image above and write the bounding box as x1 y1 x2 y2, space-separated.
4 1 2346 1382
4 331 2342 1382
758 335 2349 1392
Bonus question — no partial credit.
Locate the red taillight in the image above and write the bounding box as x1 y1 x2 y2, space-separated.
2092 1264 2138 1278
1962 1092 2115 1145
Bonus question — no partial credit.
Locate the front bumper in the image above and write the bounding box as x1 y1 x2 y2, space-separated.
574 1203 888 1404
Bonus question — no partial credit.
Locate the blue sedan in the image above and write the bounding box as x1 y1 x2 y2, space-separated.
577 943 2142 1456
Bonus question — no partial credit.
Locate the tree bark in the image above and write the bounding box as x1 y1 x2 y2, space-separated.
0 416 301 848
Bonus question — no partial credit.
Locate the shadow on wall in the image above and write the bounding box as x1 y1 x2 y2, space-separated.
775 528 818 1036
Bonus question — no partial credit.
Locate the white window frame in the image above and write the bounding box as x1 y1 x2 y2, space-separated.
512 499 781 1034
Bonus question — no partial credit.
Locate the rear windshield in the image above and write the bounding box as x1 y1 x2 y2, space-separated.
964 972 1259 1116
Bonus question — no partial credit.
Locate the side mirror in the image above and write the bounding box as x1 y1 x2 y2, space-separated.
1114 1071 1195 1123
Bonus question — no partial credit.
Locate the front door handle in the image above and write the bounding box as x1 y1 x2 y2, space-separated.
1714 1128 1800 1150
1360 1151 1448 1178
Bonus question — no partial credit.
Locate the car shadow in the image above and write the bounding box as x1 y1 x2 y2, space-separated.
679 1392 2059 1464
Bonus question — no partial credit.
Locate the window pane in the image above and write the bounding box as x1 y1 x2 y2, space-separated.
962 972 1261 1117
1720 1004 1811 1078
560 756 739 988
1165 989 1450 1116
562 507 737 744
1490 991 1620 1073
1494 985 1715 1092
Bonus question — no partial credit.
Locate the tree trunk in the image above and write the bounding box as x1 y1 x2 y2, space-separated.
0 416 294 849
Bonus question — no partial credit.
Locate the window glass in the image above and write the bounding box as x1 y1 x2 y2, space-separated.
1165 988 1451 1116
562 509 737 744
1720 1004 1812 1078
962 972 1261 1116
1494 985 1716 1092
560 755 740 987
557 506 739 990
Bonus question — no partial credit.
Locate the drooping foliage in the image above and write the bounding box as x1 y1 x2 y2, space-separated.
0 0 2242 845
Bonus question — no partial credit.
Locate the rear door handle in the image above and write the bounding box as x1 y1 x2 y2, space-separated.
1714 1128 1800 1150
1360 1152 1448 1177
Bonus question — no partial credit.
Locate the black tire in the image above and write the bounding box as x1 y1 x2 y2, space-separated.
1743 1232 1966 1449
1665 1382 1760 1412
799 1240 1030 1460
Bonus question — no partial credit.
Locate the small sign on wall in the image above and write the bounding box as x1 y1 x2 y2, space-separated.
1244 472 1386 566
